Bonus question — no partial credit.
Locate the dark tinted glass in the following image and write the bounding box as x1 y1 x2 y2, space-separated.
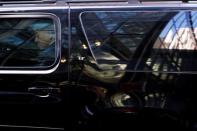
0 18 56 67
81 11 197 72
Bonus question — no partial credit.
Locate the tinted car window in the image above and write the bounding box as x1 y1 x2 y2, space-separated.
0 17 56 67
81 11 197 73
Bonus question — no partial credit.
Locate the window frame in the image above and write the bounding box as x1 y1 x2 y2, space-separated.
0 13 61 74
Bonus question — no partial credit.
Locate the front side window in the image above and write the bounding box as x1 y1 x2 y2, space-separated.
0 15 59 70
80 11 197 73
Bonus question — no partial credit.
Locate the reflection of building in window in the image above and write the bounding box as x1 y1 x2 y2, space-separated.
148 11 197 73
154 12 197 50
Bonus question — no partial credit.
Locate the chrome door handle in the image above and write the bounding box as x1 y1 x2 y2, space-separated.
28 87 60 97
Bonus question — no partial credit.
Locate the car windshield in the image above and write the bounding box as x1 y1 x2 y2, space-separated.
80 11 197 73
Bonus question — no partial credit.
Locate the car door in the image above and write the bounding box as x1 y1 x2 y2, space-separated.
0 1 69 131
69 1 197 131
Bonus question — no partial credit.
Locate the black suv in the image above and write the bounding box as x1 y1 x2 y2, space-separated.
0 0 197 131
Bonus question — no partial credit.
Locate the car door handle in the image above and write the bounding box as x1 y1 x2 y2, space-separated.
28 87 60 97
28 87 62 103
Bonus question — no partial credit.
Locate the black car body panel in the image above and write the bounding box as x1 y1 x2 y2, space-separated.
0 0 196 131
69 2 197 131
0 3 68 130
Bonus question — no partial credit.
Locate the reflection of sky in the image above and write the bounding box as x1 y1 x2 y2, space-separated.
88 11 168 52
95 12 137 32
31 22 52 30
94 12 167 34
1 36 24 46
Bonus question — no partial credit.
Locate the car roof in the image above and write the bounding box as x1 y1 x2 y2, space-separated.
0 0 196 6
0 0 193 3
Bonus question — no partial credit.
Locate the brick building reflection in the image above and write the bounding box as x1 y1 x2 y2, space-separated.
146 11 197 73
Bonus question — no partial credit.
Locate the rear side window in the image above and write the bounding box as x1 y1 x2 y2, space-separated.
80 11 197 73
0 14 60 74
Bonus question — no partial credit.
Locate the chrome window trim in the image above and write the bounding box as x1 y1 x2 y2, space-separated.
0 62 59 74
70 3 197 9
0 124 64 130
79 12 98 63
0 13 61 74
0 6 68 11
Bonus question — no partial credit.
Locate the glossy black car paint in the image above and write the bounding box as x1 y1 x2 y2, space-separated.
68 5 197 131
0 1 196 131
0 5 68 130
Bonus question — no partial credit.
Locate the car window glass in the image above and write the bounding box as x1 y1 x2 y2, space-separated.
81 11 197 73
0 17 56 67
